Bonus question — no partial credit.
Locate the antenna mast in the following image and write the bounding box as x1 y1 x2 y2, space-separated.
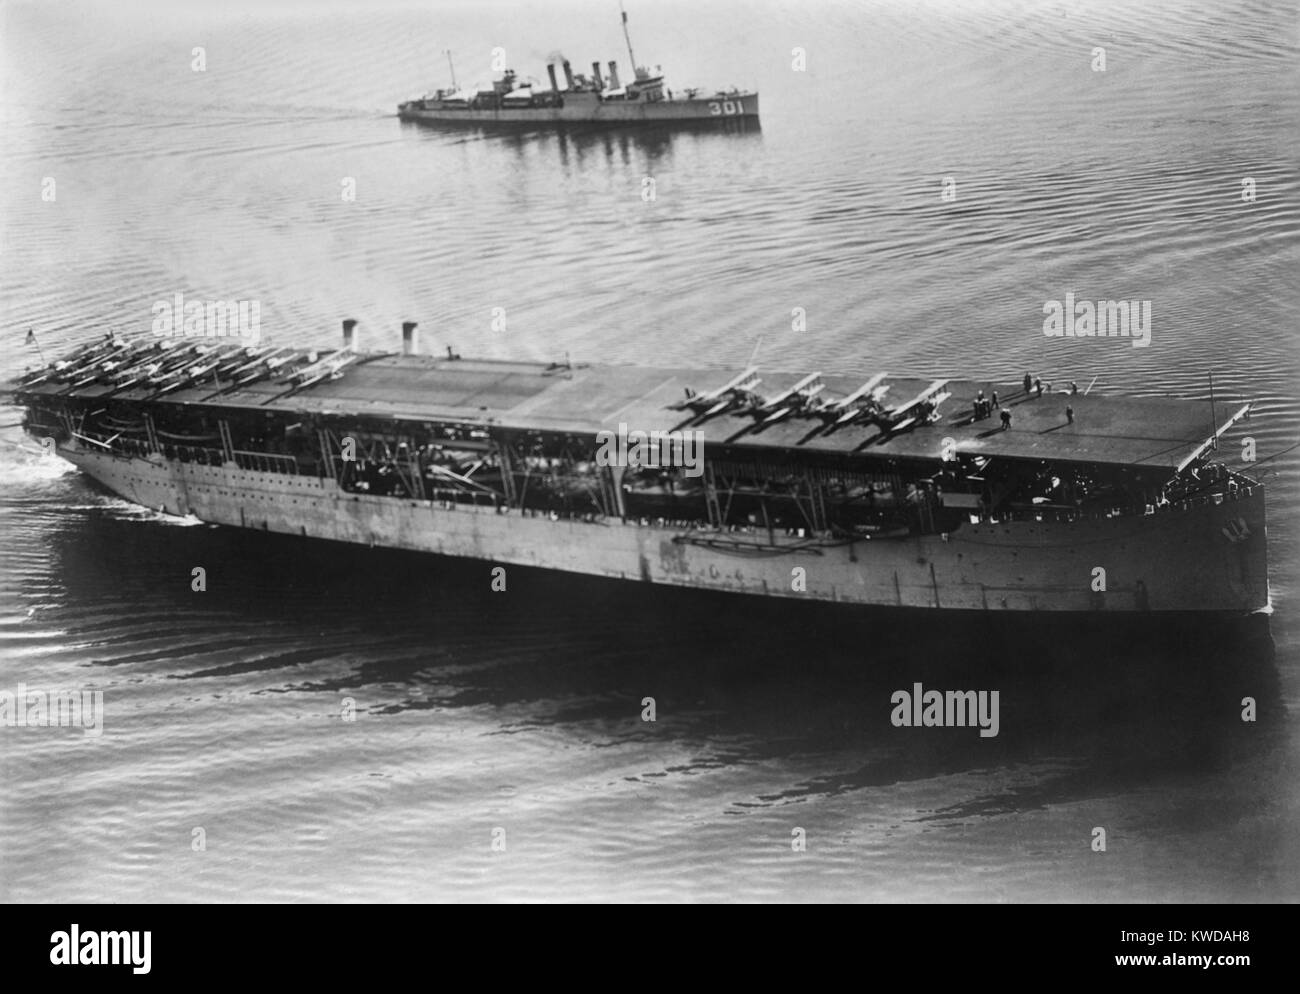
445 49 458 90
620 1 638 72
1209 371 1218 450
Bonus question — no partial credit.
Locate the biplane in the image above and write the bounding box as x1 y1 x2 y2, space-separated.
881 379 950 432
673 367 763 421
751 372 825 425
816 372 891 428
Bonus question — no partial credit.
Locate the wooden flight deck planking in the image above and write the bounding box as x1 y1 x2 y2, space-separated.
16 346 1238 473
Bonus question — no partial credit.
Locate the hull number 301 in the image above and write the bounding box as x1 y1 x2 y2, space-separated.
708 100 744 115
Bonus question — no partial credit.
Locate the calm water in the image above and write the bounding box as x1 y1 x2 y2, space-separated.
1 0 1298 902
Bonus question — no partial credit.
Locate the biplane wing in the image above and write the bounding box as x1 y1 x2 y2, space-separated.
674 366 761 412
757 372 824 424
888 379 949 417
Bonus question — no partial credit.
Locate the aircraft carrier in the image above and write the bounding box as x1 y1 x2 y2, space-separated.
6 324 1268 616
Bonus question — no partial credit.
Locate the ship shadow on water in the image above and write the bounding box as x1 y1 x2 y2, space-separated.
398 116 760 165
49 511 1281 814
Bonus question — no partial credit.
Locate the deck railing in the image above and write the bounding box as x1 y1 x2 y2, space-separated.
232 450 298 474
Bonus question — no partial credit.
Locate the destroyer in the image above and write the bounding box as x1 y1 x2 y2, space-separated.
398 7 758 127
6 323 1267 615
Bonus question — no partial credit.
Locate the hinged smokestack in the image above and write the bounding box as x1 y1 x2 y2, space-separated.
591 61 605 91
342 319 358 351
402 321 419 355
607 61 620 90
546 64 559 92
562 60 574 89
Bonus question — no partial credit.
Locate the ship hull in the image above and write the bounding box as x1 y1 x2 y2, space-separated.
397 92 759 126
60 443 1269 615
